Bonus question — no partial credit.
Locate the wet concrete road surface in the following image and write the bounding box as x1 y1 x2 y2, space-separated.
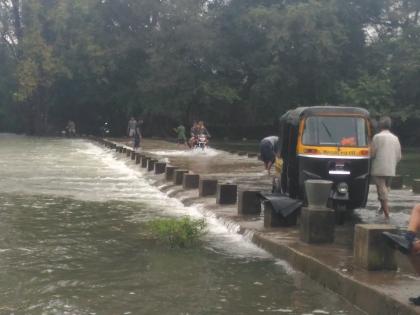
113 138 420 315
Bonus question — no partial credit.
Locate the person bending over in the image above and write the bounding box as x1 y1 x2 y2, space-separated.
383 204 420 305
259 136 279 175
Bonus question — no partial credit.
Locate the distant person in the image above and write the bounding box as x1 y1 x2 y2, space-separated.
174 124 187 148
198 121 211 138
383 204 420 305
66 120 76 137
370 116 402 219
260 136 279 175
127 117 137 138
189 121 200 148
133 117 143 150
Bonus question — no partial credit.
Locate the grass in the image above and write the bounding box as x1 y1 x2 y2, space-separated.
148 217 207 248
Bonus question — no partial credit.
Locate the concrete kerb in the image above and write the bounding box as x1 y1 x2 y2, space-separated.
141 156 150 168
147 159 157 172
250 232 417 315
182 174 200 189
237 190 261 215
391 175 403 189
199 179 218 197
100 139 420 315
154 162 166 175
173 169 189 185
165 166 179 181
216 183 237 205
135 153 142 164
413 179 420 194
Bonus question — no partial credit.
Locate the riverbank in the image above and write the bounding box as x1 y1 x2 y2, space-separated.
103 138 420 315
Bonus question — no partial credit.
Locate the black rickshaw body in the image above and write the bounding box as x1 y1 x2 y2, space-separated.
277 106 372 213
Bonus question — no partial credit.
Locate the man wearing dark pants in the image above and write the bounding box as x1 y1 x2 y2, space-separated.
259 136 279 175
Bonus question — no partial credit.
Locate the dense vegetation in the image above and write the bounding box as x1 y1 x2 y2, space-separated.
0 0 419 140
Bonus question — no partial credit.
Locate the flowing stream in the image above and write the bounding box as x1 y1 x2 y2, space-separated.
0 135 365 315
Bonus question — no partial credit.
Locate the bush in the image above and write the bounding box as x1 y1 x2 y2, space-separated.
148 217 207 248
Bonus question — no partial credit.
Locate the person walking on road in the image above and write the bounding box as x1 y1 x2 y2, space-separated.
174 124 188 148
259 136 279 175
127 117 137 138
370 116 402 219
133 118 143 152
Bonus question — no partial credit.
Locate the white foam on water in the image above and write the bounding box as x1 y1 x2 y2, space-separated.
149 147 223 157
81 142 299 268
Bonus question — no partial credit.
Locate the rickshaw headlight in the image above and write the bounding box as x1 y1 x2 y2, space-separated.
337 182 349 194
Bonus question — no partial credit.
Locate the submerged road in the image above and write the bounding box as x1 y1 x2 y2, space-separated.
109 137 420 315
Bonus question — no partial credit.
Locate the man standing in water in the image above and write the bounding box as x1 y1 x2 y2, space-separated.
127 117 137 138
174 124 188 148
259 136 279 175
133 118 143 151
383 204 420 305
370 116 402 219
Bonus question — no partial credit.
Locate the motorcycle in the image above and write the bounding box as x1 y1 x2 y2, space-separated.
193 134 208 150
100 122 111 137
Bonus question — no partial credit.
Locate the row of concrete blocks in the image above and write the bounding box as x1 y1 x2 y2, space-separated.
378 174 420 194
101 140 400 272
226 150 259 159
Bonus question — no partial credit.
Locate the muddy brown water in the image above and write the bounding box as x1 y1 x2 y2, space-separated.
0 134 367 315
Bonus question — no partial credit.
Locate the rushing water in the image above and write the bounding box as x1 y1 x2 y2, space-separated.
0 135 365 315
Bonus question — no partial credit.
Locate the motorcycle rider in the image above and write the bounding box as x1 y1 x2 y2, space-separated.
191 121 211 149
189 121 200 148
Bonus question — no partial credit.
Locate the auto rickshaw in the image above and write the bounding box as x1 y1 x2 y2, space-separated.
273 106 372 223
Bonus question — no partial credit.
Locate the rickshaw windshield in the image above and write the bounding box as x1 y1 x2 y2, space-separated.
302 116 368 147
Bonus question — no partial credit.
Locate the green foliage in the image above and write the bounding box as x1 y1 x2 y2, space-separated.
0 0 419 136
148 217 207 248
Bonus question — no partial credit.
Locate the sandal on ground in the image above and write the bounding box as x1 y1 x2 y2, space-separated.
382 232 412 255
409 296 420 306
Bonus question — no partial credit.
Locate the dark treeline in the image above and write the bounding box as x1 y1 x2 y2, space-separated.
0 0 420 141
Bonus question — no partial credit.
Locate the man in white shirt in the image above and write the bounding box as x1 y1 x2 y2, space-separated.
370 116 402 219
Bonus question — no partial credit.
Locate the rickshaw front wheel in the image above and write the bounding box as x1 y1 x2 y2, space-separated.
334 202 347 225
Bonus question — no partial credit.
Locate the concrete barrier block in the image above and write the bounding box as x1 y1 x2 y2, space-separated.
147 159 157 172
183 174 200 189
165 166 179 181
131 151 136 160
199 179 218 197
141 156 150 168
300 206 335 244
122 147 127 153
238 190 261 215
354 224 397 271
173 169 189 185
216 184 237 205
263 202 299 227
135 153 141 164
390 175 403 189
154 162 166 175
126 149 132 157
413 179 420 194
